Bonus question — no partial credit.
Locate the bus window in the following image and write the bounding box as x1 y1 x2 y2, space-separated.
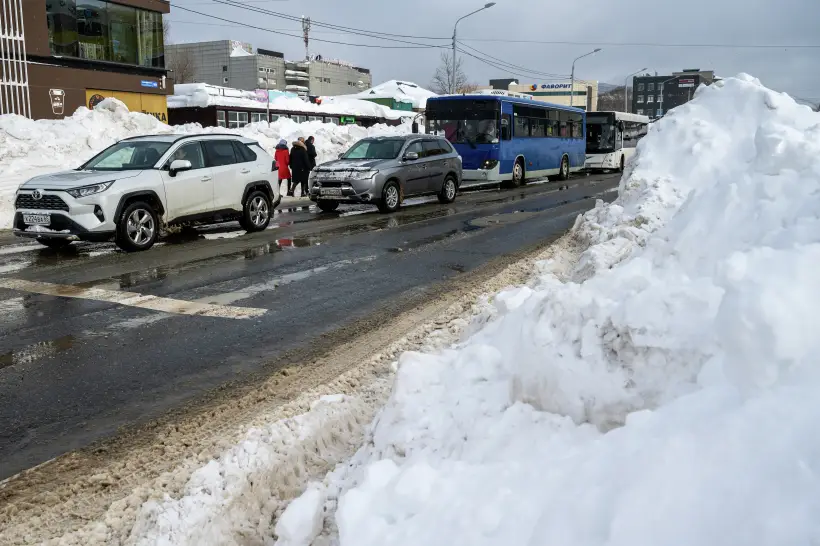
546 110 559 137
501 115 511 140
559 111 569 137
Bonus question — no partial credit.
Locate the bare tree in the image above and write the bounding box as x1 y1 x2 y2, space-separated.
597 86 628 112
163 18 172 46
430 52 470 95
458 82 480 94
167 48 196 84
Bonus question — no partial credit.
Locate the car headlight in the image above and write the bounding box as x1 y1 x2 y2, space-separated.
350 169 378 180
66 181 114 199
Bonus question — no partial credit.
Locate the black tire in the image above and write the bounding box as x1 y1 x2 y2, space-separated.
377 180 401 214
558 155 570 181
618 155 625 173
438 175 458 204
317 200 339 213
36 238 72 250
509 158 525 188
116 201 159 252
240 190 272 232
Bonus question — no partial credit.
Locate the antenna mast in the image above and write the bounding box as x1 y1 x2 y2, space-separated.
302 16 311 60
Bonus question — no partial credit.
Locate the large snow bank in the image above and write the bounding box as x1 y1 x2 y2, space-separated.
0 98 410 229
282 75 820 545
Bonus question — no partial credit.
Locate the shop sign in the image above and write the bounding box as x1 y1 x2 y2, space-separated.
541 83 572 89
141 80 159 88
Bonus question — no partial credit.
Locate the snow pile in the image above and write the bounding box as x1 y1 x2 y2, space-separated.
169 83 415 121
0 98 410 228
349 80 437 109
281 75 820 545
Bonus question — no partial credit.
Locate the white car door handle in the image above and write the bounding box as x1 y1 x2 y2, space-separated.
240 169 251 174
201 176 212 182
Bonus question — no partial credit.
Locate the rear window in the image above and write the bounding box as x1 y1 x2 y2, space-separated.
437 139 454 154
203 140 237 167
422 141 443 157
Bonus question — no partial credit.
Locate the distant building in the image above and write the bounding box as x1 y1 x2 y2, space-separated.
632 69 715 119
483 79 599 111
165 41 372 99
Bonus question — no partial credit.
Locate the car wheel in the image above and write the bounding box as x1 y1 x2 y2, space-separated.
438 175 457 204
317 200 339 213
116 201 159 252
37 238 72 250
240 190 272 232
377 181 401 214
558 155 570 181
618 155 625 173
509 158 525 188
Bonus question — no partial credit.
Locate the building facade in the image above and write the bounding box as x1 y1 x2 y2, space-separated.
632 69 715 119
165 40 287 93
2 0 172 120
166 41 371 98
484 79 599 111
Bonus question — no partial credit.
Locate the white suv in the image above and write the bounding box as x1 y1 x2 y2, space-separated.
13 134 281 252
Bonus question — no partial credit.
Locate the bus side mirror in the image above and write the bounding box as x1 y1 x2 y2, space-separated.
501 126 510 140
618 121 625 131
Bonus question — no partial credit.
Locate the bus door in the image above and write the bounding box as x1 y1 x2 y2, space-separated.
499 101 514 177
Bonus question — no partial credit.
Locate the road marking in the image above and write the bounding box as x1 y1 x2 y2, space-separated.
0 278 267 319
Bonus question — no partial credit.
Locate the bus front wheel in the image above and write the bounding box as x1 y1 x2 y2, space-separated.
618 155 625 173
509 159 525 188
558 155 570 181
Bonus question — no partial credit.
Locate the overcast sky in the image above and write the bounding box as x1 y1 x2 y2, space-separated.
168 0 820 104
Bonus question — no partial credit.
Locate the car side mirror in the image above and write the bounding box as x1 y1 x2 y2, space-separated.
403 152 419 161
169 159 192 177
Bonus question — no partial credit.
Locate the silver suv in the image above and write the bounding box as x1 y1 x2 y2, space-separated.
308 135 462 213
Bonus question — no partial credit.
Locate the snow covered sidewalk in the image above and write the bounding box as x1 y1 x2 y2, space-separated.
275 75 820 546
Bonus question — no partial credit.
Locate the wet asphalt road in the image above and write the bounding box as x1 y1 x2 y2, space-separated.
0 173 619 479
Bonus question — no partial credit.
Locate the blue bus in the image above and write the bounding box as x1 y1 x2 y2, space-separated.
425 92 586 188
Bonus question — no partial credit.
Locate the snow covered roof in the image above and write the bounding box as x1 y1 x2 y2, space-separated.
168 83 415 121
348 80 437 109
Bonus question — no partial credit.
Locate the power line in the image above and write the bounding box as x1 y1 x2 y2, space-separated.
459 38 820 49
168 19 363 35
456 47 568 82
173 0 450 43
172 5 447 49
457 41 568 79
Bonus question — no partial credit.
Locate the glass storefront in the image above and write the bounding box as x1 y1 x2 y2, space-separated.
46 0 164 68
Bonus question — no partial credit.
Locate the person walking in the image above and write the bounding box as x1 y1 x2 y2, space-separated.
274 139 292 196
306 136 318 170
289 138 311 197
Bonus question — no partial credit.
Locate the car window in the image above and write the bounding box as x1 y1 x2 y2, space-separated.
232 141 258 163
167 142 206 170
437 139 454 154
422 141 442 157
405 141 425 158
203 140 238 167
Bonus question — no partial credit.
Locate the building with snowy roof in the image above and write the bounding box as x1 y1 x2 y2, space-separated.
346 80 438 112
165 41 372 99
167 83 413 129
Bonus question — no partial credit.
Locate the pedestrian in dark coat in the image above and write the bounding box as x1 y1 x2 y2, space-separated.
289 139 311 197
306 136 318 170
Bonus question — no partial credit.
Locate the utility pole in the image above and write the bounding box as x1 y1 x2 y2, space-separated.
570 48 601 107
302 16 311 61
624 67 647 113
452 3 495 94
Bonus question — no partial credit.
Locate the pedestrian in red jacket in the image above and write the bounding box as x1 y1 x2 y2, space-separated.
274 139 292 196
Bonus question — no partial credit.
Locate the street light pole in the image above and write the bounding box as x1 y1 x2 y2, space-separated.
452 3 496 94
570 48 601 107
624 67 647 113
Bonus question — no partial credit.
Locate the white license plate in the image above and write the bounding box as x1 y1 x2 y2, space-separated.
321 188 342 196
23 213 50 226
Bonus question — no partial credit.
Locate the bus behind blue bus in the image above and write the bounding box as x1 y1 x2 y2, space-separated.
425 92 586 188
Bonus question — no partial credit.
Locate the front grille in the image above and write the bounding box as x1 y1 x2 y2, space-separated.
15 193 70 212
317 181 344 188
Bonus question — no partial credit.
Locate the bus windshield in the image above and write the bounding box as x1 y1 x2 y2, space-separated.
426 100 499 146
586 113 616 153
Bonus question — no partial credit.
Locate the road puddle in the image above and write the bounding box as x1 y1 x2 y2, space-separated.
0 335 75 371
